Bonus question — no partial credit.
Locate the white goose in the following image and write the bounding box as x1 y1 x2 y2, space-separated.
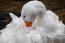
0 0 65 43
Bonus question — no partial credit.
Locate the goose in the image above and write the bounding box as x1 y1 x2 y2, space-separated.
0 0 65 43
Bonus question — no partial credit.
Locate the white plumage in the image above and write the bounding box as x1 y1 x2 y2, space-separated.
0 1 65 43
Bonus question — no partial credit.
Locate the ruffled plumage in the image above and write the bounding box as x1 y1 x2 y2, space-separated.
0 1 65 43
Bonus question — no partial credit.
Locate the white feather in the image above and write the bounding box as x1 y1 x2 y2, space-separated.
0 1 65 43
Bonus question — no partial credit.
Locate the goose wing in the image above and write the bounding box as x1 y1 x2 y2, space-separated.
0 13 26 43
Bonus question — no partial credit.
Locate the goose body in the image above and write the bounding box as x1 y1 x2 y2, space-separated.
0 1 65 43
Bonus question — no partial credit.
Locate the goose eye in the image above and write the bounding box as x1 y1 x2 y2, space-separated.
24 16 25 18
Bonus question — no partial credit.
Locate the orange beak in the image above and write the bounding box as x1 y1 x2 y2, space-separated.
24 21 32 27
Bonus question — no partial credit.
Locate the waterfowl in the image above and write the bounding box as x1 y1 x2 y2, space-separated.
0 0 65 43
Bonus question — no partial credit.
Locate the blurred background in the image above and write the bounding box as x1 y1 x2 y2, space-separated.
0 0 65 30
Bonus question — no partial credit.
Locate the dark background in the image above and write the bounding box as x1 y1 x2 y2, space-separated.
0 0 65 30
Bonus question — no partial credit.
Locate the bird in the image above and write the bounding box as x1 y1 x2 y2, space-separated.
0 0 65 43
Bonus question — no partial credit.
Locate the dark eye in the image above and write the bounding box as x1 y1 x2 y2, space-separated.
24 16 25 18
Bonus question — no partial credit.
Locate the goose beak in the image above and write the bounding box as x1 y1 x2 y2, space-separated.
24 21 32 27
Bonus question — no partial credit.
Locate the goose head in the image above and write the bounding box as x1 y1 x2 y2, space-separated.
21 1 47 27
